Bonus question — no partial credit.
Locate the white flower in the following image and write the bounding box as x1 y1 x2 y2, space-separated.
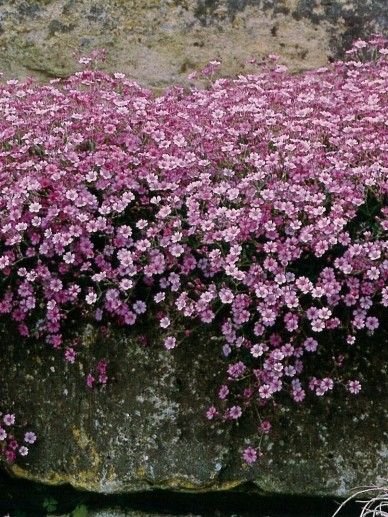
19 446 29 456
160 317 170 329
86 291 98 305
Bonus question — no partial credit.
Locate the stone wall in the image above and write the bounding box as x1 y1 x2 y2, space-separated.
1 324 387 497
0 0 387 90
0 0 387 501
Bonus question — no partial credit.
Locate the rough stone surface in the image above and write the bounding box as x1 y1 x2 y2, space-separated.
0 0 386 90
0 0 387 503
1 323 387 497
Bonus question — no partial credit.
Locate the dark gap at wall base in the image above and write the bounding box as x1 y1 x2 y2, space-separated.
0 471 360 516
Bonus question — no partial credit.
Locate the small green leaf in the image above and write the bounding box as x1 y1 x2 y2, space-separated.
42 496 58 512
72 504 88 517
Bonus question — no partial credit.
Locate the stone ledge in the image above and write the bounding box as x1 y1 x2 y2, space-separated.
1 325 387 497
0 0 386 89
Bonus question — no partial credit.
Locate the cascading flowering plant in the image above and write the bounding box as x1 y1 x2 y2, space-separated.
0 37 387 464
0 412 36 463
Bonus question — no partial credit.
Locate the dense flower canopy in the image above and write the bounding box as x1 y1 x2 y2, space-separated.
0 38 387 462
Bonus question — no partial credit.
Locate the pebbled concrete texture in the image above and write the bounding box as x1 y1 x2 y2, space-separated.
0 0 386 90
1 322 387 497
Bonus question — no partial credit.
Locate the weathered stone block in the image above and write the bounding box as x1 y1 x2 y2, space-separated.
0 0 386 89
1 324 387 496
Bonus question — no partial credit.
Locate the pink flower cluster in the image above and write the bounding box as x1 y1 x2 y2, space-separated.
0 412 36 463
86 359 109 388
0 38 387 464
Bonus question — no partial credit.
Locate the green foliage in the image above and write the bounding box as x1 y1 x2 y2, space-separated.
42 496 58 512
72 505 88 517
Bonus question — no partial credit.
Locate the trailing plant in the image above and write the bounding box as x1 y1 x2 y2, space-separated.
0 37 387 464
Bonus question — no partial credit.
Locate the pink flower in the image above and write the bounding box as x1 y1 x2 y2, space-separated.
154 292 166 303
222 344 231 356
365 317 379 331
0 428 7 441
227 361 246 379
206 406 218 420
86 291 98 305
303 338 318 352
86 374 95 388
133 300 147 314
218 385 229 400
120 279 133 291
160 316 171 328
170 244 184 257
296 277 312 293
64 347 76 364
311 319 325 332
292 389 306 402
284 312 299 332
5 449 16 463
284 365 296 377
227 405 242 420
19 446 29 457
315 377 334 396
124 311 136 325
251 344 264 358
3 414 15 426
382 287 388 307
321 378 334 391
260 420 271 434
242 447 257 464
104 123 116 134
164 336 177 350
99 374 108 385
354 39 367 49
258 385 272 399
8 439 18 451
24 432 37 444
347 380 362 394
219 288 234 304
